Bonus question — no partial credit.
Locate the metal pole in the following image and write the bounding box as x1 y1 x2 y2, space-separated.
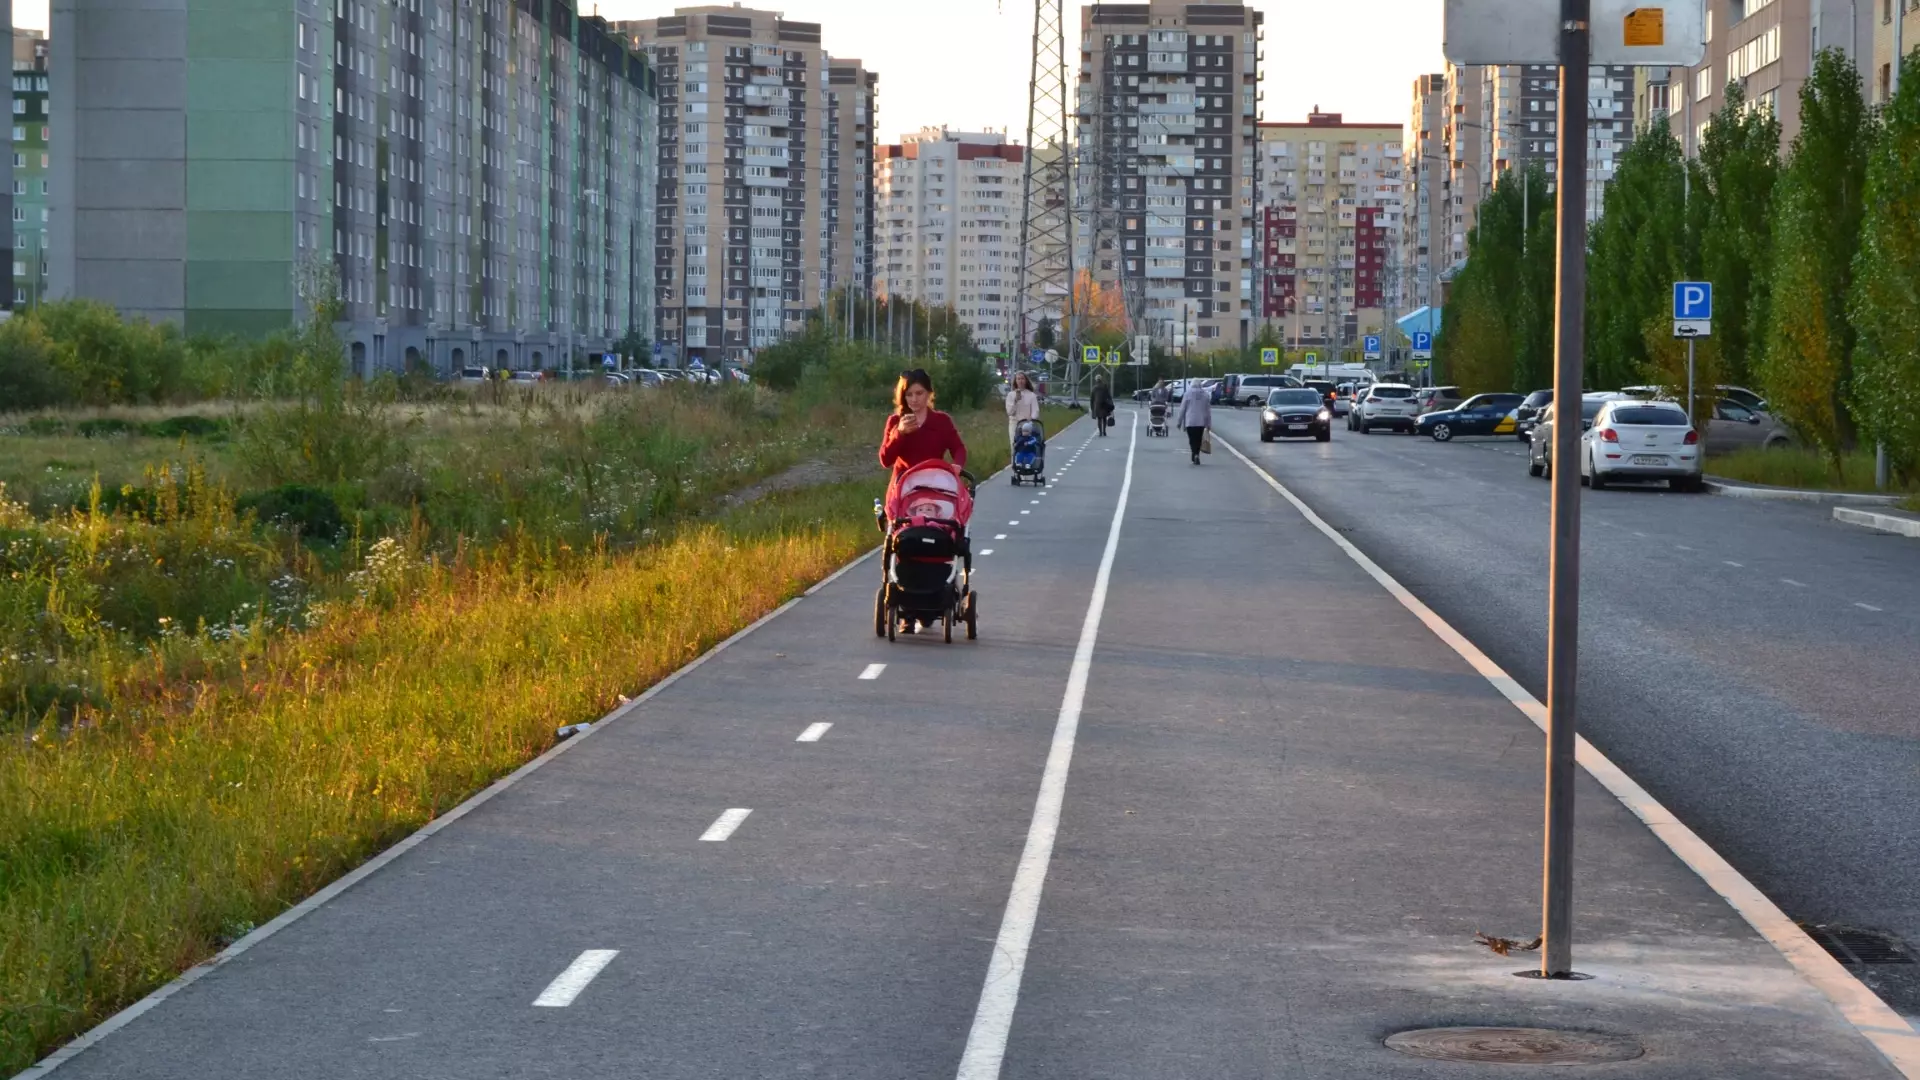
1882 11 1903 491
1687 336 1696 429
1542 0 1589 980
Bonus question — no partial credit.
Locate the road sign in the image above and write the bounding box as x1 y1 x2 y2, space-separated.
1105 348 1122 367
1133 335 1152 363
1081 345 1100 366
1303 351 1318 366
1411 359 1431 368
602 354 617 369
1444 0 1705 66
1363 335 1382 361
1030 348 1046 367
652 341 662 359
1673 280 1712 337
1260 347 1279 366
1411 331 1434 359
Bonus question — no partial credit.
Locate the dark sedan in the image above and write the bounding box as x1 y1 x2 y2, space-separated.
1258 388 1333 442
1513 389 1553 441
1416 393 1527 441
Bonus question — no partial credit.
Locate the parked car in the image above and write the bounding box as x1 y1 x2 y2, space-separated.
1416 393 1527 441
1708 398 1791 451
510 370 542 383
1229 373 1301 405
1577 399 1703 491
1353 383 1422 434
1415 385 1465 414
1514 389 1554 441
1525 393 1642 479
458 366 491 383
1717 384 1770 413
1258 388 1334 442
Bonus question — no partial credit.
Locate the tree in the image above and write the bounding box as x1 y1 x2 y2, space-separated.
1032 316 1057 353
1696 83 1782 386
1848 49 1920 484
1586 119 1692 391
1069 270 1128 340
1759 48 1875 468
1433 165 1552 393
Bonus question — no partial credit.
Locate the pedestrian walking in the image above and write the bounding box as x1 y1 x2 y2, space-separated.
1090 373 1114 437
1177 378 1212 464
880 368 968 475
1005 372 1041 452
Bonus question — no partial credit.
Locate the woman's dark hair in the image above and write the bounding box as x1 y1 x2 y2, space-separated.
894 368 935 412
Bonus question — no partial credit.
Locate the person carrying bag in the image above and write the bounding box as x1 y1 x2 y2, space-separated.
1177 381 1213 464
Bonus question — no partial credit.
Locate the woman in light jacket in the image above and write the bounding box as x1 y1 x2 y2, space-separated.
1177 380 1212 464
1005 371 1041 451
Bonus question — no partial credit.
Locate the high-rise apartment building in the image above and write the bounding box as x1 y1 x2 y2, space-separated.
875 127 1022 354
1256 111 1401 356
1405 72 1447 312
1439 62 1484 277
1673 0 1868 155
51 0 656 371
1872 0 1920 105
622 7 877 365
1076 1 1263 350
12 29 46 310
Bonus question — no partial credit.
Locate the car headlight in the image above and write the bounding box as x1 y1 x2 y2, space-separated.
1317 409 1330 420
1262 410 1276 421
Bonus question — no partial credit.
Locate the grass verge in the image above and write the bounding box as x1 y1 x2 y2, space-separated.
1707 446 1920 497
0 402 1080 1074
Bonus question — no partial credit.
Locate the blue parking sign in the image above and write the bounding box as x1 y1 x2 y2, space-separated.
1673 281 1712 320
1363 334 1382 359
1411 331 1433 359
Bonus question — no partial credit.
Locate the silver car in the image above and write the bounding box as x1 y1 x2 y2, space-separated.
1353 383 1420 433
1708 398 1791 451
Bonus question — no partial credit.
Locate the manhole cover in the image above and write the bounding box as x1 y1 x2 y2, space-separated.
1386 1027 1644 1065
1800 923 1916 965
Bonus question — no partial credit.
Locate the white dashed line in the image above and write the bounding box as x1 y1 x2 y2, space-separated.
1725 560 1745 568
533 950 619 1007
1632 531 1649 538
994 534 1007 540
980 548 994 556
1781 578 1808 588
1676 544 1695 551
1854 602 1883 612
1020 510 1030 515
858 663 886 680
796 722 832 742
1009 520 1020 526
700 809 753 842
1030 499 1040 504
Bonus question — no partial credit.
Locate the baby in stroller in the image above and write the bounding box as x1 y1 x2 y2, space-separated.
1011 419 1046 486
874 461 978 642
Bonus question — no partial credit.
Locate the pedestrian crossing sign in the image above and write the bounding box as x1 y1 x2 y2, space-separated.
1082 345 1101 366
1260 347 1279 366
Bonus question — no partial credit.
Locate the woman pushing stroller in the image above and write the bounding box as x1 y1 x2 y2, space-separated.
876 369 978 641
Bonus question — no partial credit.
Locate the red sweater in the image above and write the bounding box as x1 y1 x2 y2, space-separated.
880 409 968 472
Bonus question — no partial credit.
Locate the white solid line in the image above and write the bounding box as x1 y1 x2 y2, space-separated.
796 722 832 742
955 413 1137 1080
1782 578 1808 588
1217 433 1920 1078
1855 602 1883 612
533 950 619 1007
700 808 753 842
858 663 885 680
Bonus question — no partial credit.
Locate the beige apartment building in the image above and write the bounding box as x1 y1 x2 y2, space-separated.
1872 0 1920 104
622 7 876 365
875 128 1023 354
1076 1 1264 350
1256 111 1401 356
1405 72 1448 312
1673 0 1869 157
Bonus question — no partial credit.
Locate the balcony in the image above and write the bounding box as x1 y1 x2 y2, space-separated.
1148 53 1188 73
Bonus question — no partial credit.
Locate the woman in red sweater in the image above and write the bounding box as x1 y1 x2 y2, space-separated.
879 368 968 473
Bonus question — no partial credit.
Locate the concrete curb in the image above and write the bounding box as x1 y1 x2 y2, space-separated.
1833 505 1920 538
1704 477 1904 506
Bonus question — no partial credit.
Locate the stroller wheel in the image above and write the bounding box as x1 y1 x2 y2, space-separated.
964 591 978 639
1011 474 1020 486
886 607 896 642
874 586 887 638
943 609 954 643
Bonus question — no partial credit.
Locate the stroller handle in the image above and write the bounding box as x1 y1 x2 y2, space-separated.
958 469 978 497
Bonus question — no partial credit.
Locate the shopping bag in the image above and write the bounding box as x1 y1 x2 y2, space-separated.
1200 432 1213 455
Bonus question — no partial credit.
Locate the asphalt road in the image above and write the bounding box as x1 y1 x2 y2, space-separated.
1235 416 1920 1019
24 414 1905 1079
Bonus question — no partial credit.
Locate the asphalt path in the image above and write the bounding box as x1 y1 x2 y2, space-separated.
1235 416 1920 1020
23 413 1907 1079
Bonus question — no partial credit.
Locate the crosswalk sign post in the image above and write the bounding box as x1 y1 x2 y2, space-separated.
1260 347 1279 366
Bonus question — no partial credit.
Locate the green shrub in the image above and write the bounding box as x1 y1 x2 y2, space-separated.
236 484 346 541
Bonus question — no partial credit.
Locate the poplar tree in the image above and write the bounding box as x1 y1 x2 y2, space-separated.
1848 50 1920 483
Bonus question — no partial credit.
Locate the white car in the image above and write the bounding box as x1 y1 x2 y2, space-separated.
1581 399 1704 492
1352 383 1421 433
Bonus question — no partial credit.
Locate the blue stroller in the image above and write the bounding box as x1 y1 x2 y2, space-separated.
1010 419 1047 486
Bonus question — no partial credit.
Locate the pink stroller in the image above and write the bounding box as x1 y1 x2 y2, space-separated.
874 461 978 643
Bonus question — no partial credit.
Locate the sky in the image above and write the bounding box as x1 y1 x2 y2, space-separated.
14 0 1447 136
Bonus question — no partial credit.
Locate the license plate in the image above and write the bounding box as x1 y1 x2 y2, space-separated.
1632 454 1666 465
1286 424 1307 432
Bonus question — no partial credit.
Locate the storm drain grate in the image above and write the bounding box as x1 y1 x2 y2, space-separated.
1385 1027 1643 1065
1800 923 1916 965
